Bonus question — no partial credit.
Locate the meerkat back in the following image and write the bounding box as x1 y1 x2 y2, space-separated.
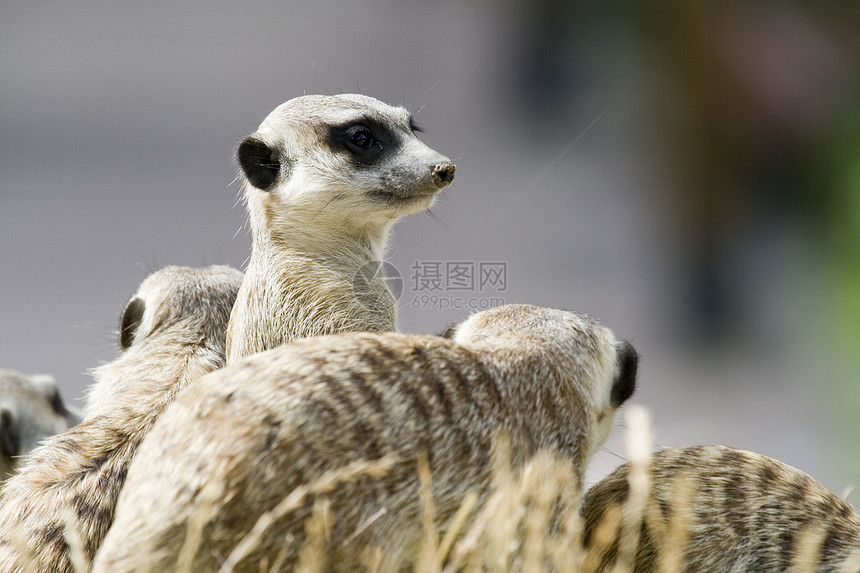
580 444 860 572
93 304 637 572
225 93 455 364
0 265 243 573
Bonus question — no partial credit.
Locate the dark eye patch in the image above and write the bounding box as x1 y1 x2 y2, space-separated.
327 117 394 165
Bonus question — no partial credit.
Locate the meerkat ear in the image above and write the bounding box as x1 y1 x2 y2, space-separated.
119 297 145 351
0 409 20 459
610 341 638 408
437 323 458 338
237 136 283 191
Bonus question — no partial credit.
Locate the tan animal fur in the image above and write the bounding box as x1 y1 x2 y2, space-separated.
225 93 455 364
92 304 638 572
0 369 80 483
0 265 243 573
580 444 860 572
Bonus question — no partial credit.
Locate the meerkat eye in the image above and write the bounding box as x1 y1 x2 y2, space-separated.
348 127 377 150
330 122 386 164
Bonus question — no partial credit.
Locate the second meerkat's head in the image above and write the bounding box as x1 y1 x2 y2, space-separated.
236 94 455 234
445 304 638 459
117 265 244 352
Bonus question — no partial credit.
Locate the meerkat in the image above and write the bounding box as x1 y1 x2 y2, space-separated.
92 304 638 573
579 444 860 572
0 265 243 573
225 93 455 364
0 369 80 482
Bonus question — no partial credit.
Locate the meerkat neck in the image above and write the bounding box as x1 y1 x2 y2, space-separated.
250 194 394 258
226 214 399 365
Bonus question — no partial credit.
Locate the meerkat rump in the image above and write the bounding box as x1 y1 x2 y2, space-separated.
225 93 455 364
0 369 80 482
580 444 860 572
92 304 638 573
0 265 243 573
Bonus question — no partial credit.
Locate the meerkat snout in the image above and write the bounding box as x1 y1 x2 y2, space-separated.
611 340 637 408
431 162 455 187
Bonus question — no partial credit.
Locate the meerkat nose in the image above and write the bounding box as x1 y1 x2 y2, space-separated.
610 340 638 408
431 163 456 187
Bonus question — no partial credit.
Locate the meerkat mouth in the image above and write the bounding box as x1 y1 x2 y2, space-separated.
366 188 441 204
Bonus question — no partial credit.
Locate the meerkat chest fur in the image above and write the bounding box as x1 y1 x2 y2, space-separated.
225 93 455 364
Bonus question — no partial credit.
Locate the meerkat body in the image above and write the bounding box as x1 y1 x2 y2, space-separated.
580 444 860 572
0 369 80 482
0 265 243 573
92 304 637 573
226 93 455 364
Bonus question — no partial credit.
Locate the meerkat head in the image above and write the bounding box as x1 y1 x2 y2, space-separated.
236 94 455 237
0 369 79 480
118 265 244 351
446 304 637 458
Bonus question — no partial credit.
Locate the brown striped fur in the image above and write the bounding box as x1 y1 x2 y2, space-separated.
580 444 860 572
92 304 637 572
0 265 243 573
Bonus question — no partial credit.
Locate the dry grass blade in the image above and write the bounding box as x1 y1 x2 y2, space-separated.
839 548 860 573
657 471 694 573
612 405 653 573
416 451 440 573
176 476 224 573
295 498 332 573
217 455 395 573
789 525 827 573
443 437 516 572
522 453 564 573
61 506 89 573
436 491 478 568
443 440 585 573
580 503 623 573
5 528 39 573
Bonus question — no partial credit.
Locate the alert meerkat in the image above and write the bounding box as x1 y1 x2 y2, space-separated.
579 444 860 572
0 265 243 573
92 304 638 573
225 93 455 364
0 369 80 482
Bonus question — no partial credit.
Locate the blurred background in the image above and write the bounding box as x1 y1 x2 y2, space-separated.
2 1 859 491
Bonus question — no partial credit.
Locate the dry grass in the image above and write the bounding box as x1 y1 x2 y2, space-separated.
51 406 857 572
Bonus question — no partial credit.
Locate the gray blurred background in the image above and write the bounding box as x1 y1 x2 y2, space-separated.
2 1 859 491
